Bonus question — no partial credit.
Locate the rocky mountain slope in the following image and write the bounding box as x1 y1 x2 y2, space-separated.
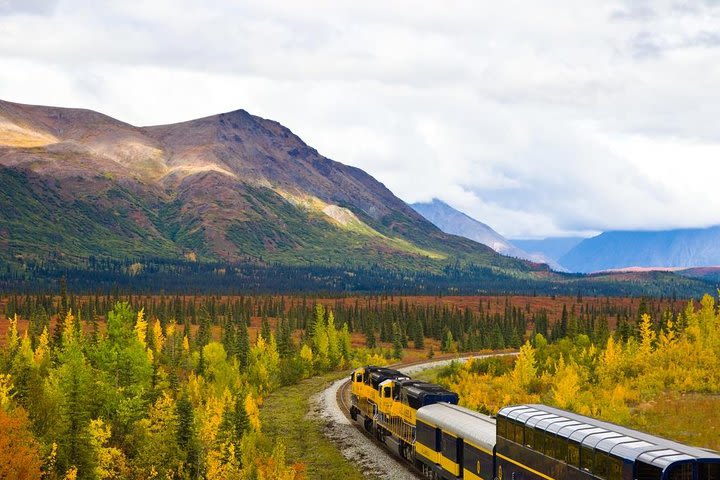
411 199 562 269
560 226 720 273
0 99 534 273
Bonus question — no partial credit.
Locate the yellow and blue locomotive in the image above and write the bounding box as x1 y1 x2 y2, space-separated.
349 366 459 463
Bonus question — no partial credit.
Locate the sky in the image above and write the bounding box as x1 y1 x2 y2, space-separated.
2 0 720 239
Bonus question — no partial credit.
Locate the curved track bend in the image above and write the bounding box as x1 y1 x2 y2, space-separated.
315 352 517 479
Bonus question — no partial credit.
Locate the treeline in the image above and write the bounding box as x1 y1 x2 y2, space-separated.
3 287 685 356
0 292 390 479
0 256 713 297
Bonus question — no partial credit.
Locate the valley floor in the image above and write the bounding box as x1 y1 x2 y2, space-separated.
259 371 380 480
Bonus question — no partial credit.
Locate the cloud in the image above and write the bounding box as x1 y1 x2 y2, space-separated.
2 0 720 238
0 0 57 15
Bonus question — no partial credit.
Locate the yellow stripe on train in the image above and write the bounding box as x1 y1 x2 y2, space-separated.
414 442 439 464
463 468 484 480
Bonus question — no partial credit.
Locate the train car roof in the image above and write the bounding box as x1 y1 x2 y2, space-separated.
417 403 496 453
364 366 404 376
498 404 720 469
396 379 457 396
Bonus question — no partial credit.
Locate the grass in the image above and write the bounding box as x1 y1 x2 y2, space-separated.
631 393 720 451
259 371 379 480
411 364 449 383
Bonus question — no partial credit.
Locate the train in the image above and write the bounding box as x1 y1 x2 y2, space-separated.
349 365 720 480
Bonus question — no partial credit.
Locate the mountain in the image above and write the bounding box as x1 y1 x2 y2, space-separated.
0 99 535 274
411 199 563 269
510 237 585 265
559 226 720 273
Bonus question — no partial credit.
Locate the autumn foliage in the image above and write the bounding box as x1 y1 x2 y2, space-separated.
0 299 371 479
0 407 43 479
439 294 720 447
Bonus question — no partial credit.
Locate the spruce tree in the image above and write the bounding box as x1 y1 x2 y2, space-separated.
236 321 250 370
392 322 403 360
413 320 425 349
261 315 271 343
196 308 211 348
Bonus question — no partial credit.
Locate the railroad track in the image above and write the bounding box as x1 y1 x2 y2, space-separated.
334 352 517 479
336 367 422 478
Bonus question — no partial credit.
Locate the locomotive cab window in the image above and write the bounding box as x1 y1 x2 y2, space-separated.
383 386 391 398
355 373 363 382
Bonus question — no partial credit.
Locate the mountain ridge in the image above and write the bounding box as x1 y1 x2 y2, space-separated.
560 226 720 273
0 99 533 273
411 199 563 270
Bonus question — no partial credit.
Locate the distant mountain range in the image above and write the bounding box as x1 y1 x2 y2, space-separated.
560 226 720 273
0 99 535 275
410 199 564 270
511 237 585 265
410 199 720 276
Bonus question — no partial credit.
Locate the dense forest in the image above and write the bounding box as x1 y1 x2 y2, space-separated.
0 286 702 478
0 292 393 479
0 257 714 297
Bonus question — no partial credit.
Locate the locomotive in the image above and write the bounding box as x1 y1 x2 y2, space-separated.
349 366 720 480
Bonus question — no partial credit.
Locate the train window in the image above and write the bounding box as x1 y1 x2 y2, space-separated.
567 441 580 467
507 420 516 442
515 423 525 445
506 420 516 442
525 427 534 449
608 456 623 479
540 432 552 456
636 461 662 480
580 446 593 472
355 373 363 382
551 434 562 459
497 417 507 438
533 428 544 452
667 463 693 480
700 463 720 480
593 452 608 479
545 433 556 458
383 386 391 398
